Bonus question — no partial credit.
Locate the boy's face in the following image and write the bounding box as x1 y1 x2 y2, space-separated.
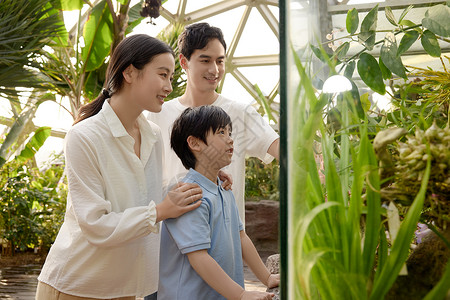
199 125 233 170
181 38 226 93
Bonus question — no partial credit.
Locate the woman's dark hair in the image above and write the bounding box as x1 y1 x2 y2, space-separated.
171 105 232 170
74 34 174 124
177 22 227 60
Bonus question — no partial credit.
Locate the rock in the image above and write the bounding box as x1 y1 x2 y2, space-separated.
245 200 279 252
266 254 280 274
386 228 450 299
267 287 280 299
266 254 280 300
245 200 280 299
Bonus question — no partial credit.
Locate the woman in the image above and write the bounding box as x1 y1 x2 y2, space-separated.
36 34 202 300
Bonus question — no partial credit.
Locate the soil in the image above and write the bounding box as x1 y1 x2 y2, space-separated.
0 251 47 268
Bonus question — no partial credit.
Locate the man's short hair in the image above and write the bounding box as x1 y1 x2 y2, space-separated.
171 105 232 170
178 22 227 60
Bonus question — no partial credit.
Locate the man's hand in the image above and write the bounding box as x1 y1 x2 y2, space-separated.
218 169 233 190
156 182 202 222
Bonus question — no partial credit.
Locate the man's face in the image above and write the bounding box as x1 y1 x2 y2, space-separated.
181 38 226 93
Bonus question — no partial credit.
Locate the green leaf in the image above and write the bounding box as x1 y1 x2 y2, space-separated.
344 61 355 79
310 44 328 63
15 127 51 163
359 126 381 276
254 84 275 123
399 5 414 23
358 31 376 50
82 0 114 72
370 156 431 300
44 2 69 47
61 0 83 10
348 81 365 119
361 5 379 32
336 42 350 60
126 1 145 34
379 58 392 80
0 0 67 98
357 53 386 95
385 7 397 26
84 63 107 100
380 32 407 79
399 19 417 28
422 4 450 37
346 8 359 34
358 5 378 50
375 226 389 282
421 30 441 57
397 30 419 56
360 92 371 112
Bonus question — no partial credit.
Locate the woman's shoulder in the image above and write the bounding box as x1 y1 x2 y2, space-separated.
66 114 108 142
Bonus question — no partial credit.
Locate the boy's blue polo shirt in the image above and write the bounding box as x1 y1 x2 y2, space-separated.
158 168 245 300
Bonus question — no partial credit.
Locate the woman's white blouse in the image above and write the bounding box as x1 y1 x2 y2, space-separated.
38 101 163 298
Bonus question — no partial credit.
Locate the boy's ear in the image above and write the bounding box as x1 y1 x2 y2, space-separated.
179 54 188 70
122 64 135 83
187 136 203 152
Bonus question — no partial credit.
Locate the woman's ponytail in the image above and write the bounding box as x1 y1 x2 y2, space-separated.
73 88 110 124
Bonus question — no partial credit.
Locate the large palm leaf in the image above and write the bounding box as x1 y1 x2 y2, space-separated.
0 0 66 96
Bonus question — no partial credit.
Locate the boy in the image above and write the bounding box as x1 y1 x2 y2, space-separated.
148 22 279 224
157 106 279 299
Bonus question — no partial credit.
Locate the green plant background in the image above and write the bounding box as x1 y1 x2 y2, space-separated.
287 2 450 299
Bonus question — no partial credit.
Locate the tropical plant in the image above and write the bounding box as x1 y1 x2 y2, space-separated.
0 126 64 252
310 3 450 156
0 156 66 254
289 43 450 299
157 22 187 101
287 4 450 298
0 0 65 97
316 3 450 96
0 0 65 167
288 5 450 299
245 158 279 201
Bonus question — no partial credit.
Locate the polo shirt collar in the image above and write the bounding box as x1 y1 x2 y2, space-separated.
186 168 221 196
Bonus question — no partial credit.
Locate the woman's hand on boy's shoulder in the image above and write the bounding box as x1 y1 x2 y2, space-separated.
218 170 233 190
156 182 202 221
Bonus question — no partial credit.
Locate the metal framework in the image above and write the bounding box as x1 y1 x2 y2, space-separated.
160 0 280 106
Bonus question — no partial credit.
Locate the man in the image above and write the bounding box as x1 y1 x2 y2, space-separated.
148 22 279 224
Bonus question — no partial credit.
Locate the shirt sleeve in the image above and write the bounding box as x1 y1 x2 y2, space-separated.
243 104 279 163
163 198 212 254
64 128 159 248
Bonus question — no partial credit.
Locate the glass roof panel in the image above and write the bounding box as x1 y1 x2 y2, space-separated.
234 9 279 56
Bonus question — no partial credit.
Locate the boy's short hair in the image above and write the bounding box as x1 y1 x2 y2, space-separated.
171 105 232 170
178 22 227 60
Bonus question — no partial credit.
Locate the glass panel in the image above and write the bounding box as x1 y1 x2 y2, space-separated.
281 0 450 299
